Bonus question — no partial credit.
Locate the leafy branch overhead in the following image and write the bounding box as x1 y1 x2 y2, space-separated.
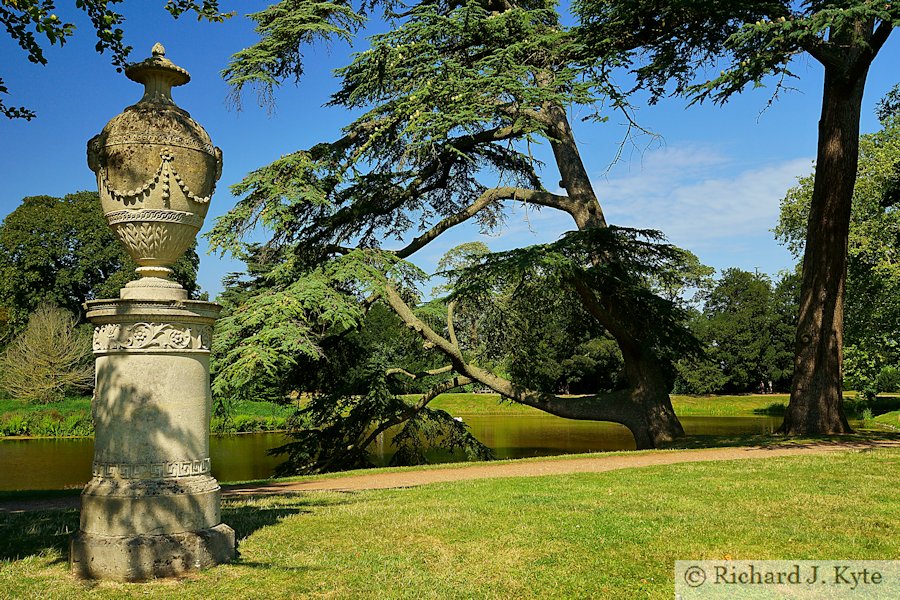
209 1 613 260
575 1 899 105
222 0 365 108
0 0 231 119
211 248 426 402
445 227 704 358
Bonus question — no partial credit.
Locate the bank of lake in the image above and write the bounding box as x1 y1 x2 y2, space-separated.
1 392 896 438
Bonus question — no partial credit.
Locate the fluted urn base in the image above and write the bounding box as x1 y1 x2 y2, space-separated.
70 524 235 581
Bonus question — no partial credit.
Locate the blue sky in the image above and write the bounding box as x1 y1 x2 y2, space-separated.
1 2 898 299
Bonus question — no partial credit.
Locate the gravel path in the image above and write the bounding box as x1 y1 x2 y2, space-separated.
2 440 897 513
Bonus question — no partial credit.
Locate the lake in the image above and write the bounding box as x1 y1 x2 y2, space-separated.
0 414 781 491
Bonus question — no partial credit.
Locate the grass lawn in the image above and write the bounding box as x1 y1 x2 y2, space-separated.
1 449 897 598
0 396 90 416
875 410 900 429
425 392 869 417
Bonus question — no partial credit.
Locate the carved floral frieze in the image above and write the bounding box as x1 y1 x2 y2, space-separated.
93 322 212 352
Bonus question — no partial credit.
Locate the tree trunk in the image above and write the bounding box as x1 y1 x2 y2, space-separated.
780 65 868 435
622 344 685 447
544 103 684 447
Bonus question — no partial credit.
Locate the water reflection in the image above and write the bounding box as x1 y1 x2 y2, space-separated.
0 415 782 491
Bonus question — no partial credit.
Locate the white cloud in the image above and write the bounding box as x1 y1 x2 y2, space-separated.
597 144 813 250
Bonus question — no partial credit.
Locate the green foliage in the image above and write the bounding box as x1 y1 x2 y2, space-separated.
675 269 798 394
209 0 605 260
212 414 286 434
269 355 491 475
0 405 93 436
0 413 30 436
1 0 230 119
222 0 365 107
876 365 900 393
0 192 199 333
575 1 899 106
439 229 713 398
210 246 489 473
211 249 423 405
876 83 900 123
210 0 715 463
559 337 626 393
673 355 729 396
438 239 629 394
0 395 295 437
449 227 703 363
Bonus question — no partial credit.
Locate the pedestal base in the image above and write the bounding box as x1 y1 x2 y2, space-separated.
70 523 235 581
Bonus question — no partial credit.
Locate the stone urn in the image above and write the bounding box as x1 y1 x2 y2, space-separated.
71 44 234 581
87 42 222 300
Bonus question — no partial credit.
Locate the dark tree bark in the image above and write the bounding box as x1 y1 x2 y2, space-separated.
781 25 881 435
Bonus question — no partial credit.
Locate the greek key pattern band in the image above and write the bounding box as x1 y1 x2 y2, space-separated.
92 458 211 479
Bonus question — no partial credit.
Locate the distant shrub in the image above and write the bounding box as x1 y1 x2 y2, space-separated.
62 413 94 436
0 304 93 404
876 366 900 394
861 408 875 425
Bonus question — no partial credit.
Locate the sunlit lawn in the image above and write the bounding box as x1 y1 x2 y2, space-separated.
1 449 897 599
426 392 824 417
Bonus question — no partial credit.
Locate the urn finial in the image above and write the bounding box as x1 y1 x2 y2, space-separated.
88 44 222 300
125 43 191 105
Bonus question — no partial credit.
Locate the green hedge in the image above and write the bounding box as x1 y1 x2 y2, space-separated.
0 411 94 437
1 396 293 437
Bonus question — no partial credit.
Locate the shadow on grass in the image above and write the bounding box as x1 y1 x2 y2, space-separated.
0 492 360 563
751 396 900 417
0 508 79 563
0 488 82 504
752 403 787 416
662 430 900 451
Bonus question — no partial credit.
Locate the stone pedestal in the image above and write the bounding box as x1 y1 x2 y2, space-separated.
70 298 235 581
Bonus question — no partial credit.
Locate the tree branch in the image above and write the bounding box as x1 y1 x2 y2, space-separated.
381 284 640 425
395 187 575 259
800 37 842 69
313 123 532 245
355 374 474 454
850 20 894 73
447 300 460 350
386 365 454 379
412 375 474 412
569 276 634 347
